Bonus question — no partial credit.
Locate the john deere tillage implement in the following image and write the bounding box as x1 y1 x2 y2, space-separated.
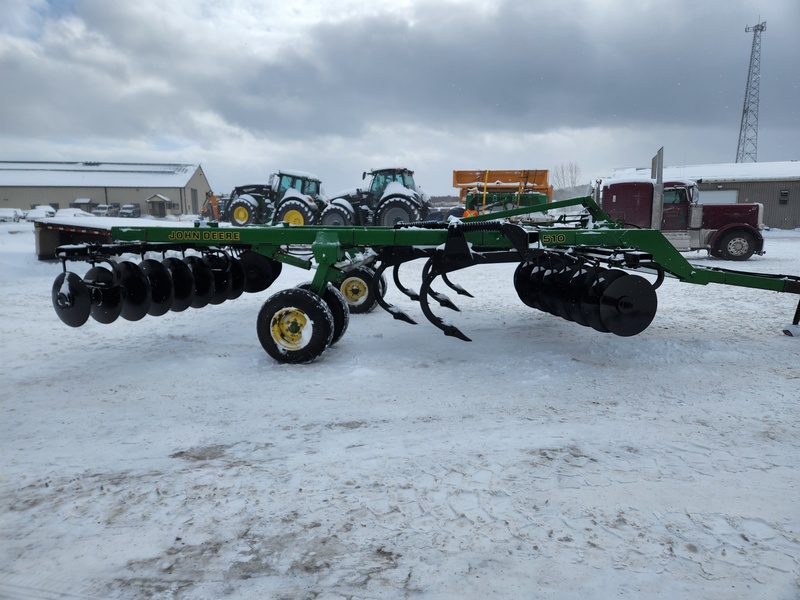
51 196 800 363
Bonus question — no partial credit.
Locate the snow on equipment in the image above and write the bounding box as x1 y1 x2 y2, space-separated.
50 192 800 364
320 168 431 226
213 171 328 226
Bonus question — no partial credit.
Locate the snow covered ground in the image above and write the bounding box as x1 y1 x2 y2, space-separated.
1 221 799 599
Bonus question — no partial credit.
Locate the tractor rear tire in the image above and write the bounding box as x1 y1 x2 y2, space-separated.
275 199 317 226
714 230 756 261
257 288 334 363
320 204 353 226
376 197 421 227
229 199 258 226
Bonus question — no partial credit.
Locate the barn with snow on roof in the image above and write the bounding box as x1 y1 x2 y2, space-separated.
0 161 212 217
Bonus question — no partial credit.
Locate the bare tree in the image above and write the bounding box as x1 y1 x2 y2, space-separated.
551 162 582 189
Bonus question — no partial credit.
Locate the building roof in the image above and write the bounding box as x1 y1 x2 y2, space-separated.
0 161 203 188
612 160 800 183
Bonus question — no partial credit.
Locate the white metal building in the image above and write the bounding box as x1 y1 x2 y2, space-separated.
0 161 212 217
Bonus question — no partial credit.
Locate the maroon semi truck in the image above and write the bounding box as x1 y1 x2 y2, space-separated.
596 178 765 261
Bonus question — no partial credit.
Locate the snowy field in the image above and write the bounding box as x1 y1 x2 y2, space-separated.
1 221 799 599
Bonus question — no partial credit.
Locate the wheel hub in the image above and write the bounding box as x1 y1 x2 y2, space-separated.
271 308 308 349
283 209 305 226
232 206 250 224
341 277 367 305
728 238 746 255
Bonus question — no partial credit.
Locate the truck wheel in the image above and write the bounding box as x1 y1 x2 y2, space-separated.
275 199 317 226
229 199 257 226
339 267 379 313
715 230 756 261
320 204 353 226
256 288 334 363
376 197 421 227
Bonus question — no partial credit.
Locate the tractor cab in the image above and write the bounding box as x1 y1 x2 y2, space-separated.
272 171 323 201
363 168 418 208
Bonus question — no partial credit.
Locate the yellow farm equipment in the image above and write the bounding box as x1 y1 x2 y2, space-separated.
452 169 553 217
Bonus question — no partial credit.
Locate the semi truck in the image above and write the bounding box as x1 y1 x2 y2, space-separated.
596 177 764 261
596 149 765 261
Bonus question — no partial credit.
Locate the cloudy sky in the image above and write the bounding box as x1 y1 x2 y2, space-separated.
1 0 798 196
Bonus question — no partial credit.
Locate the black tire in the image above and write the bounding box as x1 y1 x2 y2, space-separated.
338 267 379 314
229 198 258 226
297 282 350 346
376 197 421 227
320 204 353 226
377 271 388 298
274 199 317 226
256 288 334 363
714 230 756 261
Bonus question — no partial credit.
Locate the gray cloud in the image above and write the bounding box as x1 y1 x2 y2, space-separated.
0 0 798 194
207 0 799 137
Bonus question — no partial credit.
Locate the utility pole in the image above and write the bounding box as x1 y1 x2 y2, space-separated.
735 20 766 163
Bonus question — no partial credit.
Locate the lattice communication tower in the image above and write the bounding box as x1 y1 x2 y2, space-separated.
735 21 766 163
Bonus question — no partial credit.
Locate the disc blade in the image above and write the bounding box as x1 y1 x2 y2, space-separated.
580 269 626 333
239 251 274 293
513 261 538 308
526 255 552 311
141 258 174 316
537 256 569 317
204 255 232 305
184 256 214 308
84 265 123 324
565 266 600 327
228 256 245 300
599 274 658 337
118 261 152 321
52 272 91 327
163 257 194 312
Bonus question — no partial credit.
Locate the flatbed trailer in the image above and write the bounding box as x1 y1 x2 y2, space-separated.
50 196 800 363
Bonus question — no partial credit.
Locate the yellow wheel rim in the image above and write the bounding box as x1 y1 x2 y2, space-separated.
282 209 305 226
270 308 308 350
232 206 250 224
341 276 368 305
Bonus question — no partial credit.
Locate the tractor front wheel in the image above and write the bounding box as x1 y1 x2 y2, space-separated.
229 199 257 226
320 204 353 226
376 197 421 227
257 288 334 363
275 199 317 226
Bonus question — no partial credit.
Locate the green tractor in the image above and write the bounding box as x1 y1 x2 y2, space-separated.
320 167 431 226
226 170 327 226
